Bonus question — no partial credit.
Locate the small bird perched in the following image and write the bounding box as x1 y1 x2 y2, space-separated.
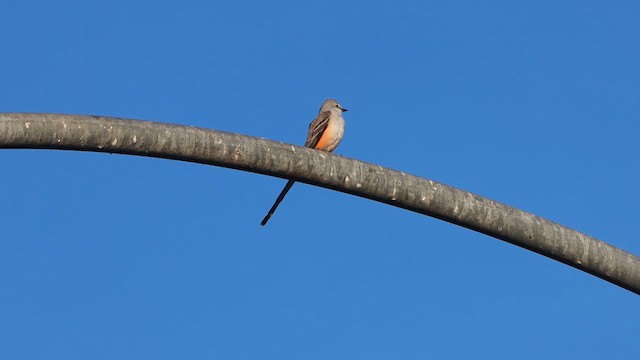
260 99 348 226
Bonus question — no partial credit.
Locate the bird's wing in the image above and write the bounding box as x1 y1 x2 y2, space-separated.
304 111 331 149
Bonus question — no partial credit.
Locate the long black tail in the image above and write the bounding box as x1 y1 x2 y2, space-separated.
260 180 296 226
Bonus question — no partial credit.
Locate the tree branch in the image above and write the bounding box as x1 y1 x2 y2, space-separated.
1 113 638 294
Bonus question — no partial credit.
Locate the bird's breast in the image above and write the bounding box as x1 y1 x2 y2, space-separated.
315 115 344 152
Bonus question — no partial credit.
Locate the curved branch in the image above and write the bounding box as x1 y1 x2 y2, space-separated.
1 113 639 295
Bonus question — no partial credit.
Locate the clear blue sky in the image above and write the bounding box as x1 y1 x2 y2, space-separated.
1 1 638 359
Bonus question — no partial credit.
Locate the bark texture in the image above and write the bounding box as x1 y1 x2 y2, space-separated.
1 113 638 294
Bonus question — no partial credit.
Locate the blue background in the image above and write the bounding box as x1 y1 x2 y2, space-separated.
1 1 638 358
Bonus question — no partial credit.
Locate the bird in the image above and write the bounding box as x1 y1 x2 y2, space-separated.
260 98 348 226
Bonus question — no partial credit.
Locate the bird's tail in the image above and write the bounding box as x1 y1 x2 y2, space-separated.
260 180 296 226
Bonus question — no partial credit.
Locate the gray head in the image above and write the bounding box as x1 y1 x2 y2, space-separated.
319 98 348 114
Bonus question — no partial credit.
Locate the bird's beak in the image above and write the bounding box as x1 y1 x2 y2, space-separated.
341 107 348 112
